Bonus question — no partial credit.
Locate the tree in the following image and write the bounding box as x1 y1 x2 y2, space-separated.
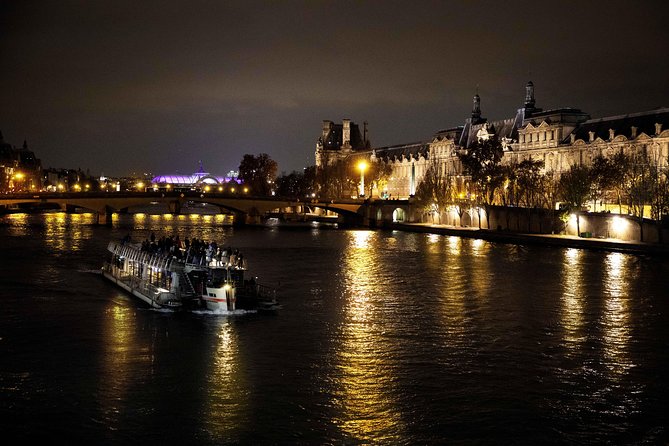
558 164 594 236
275 166 316 198
626 149 655 242
541 170 561 233
414 156 453 223
591 153 630 213
238 153 278 196
316 157 356 199
458 136 505 228
365 159 393 198
499 164 518 207
648 164 669 243
516 158 545 232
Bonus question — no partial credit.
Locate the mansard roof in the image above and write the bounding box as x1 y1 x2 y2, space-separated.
459 116 519 148
569 107 669 142
522 108 589 127
374 141 429 161
434 125 463 142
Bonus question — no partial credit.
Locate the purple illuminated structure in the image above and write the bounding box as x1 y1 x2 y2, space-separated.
150 162 241 191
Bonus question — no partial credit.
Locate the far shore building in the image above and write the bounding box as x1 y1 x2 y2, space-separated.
315 82 669 202
150 162 241 192
0 132 42 192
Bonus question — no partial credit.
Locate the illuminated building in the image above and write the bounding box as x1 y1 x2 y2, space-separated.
316 82 669 199
0 132 42 192
150 162 241 191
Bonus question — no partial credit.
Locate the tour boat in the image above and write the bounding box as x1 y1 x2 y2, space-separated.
102 240 278 312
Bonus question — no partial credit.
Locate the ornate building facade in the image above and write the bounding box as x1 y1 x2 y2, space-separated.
0 131 42 192
316 82 669 200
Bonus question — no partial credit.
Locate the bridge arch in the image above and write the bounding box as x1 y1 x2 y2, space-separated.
392 207 406 222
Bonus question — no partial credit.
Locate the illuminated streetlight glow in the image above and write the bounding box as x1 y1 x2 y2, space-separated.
358 161 367 197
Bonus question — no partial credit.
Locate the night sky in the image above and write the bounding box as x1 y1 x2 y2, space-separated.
2 1 668 177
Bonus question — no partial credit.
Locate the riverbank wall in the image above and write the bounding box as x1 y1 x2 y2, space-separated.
389 222 669 256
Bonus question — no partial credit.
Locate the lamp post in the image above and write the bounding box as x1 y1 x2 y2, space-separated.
13 172 24 192
358 161 367 198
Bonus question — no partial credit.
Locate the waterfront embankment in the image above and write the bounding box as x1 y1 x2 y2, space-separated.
392 222 669 256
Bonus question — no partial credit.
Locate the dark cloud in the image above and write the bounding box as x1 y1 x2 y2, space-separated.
1 0 668 176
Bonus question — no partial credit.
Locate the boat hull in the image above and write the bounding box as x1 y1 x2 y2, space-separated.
102 270 182 309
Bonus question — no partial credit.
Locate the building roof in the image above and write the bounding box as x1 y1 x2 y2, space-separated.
570 107 669 142
374 142 429 161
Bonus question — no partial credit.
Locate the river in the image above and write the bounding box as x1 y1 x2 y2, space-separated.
1 211 668 445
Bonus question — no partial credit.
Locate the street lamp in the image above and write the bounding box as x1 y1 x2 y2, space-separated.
13 172 24 192
358 161 367 197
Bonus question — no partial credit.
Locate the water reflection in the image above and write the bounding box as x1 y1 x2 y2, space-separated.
560 248 585 351
98 303 142 427
471 237 486 256
601 252 631 378
6 213 29 236
447 235 461 256
43 212 95 251
202 320 247 439
334 231 404 442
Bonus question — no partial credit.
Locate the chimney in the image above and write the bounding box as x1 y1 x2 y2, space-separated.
588 131 595 142
609 129 615 140
472 93 481 121
631 126 638 138
322 120 333 142
570 133 576 144
524 81 535 109
342 119 351 149
655 123 663 135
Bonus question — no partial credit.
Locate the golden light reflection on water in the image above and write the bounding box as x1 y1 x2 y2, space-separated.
3 211 99 250
447 235 461 256
427 233 440 244
43 212 95 251
6 213 29 236
202 321 247 438
471 237 486 256
98 303 142 426
559 249 633 380
601 252 631 377
334 231 404 441
560 248 585 350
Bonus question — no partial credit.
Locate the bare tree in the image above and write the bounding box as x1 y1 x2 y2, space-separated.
458 136 505 229
558 164 594 236
516 158 545 232
414 156 453 223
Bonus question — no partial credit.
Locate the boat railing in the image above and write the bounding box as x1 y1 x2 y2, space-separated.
253 282 277 302
103 262 175 303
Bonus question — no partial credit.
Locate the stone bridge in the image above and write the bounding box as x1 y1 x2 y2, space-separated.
0 192 415 226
